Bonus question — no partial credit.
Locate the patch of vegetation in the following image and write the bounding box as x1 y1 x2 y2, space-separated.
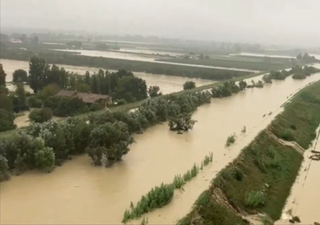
270 81 320 148
178 81 320 224
226 134 236 147
244 190 266 208
183 81 196 90
177 190 247 225
29 107 53 123
122 152 213 223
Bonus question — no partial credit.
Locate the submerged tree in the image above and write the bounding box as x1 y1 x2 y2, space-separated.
168 113 197 133
183 81 196 90
148 85 162 98
86 121 134 166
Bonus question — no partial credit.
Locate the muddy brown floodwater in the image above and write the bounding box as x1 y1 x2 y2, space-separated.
0 59 213 94
1 69 320 225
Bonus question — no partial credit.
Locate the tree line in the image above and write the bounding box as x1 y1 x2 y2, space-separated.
262 65 320 82
0 91 212 181
0 56 165 131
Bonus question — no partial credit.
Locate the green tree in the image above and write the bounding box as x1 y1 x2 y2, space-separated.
91 75 99 93
84 71 91 85
183 81 196 90
12 69 28 83
116 76 148 102
29 56 47 93
38 84 60 101
15 83 28 110
0 63 6 87
148 85 162 98
0 109 16 132
0 93 13 112
238 80 247 90
86 121 134 166
29 108 53 123
168 113 197 132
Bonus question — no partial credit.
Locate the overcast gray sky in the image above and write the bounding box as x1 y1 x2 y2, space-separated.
1 0 319 47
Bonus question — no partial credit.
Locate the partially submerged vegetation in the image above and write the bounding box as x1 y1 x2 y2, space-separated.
263 65 320 82
0 91 212 180
226 134 236 147
122 152 213 223
177 80 320 225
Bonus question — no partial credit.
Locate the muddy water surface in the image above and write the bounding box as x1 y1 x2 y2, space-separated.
0 59 213 94
1 71 320 225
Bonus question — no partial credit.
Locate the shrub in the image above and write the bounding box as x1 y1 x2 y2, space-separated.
28 96 43 108
233 168 243 181
34 138 55 173
0 155 10 181
90 102 103 111
0 109 16 132
122 183 175 223
173 174 185 189
29 108 53 123
278 128 295 141
226 134 236 147
183 81 196 90
244 191 266 208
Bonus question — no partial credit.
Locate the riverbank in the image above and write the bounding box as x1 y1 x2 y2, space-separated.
177 80 320 225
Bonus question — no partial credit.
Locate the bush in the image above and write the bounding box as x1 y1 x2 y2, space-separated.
12 69 28 83
28 96 43 108
226 134 236 147
278 128 295 141
37 84 60 101
90 102 103 111
183 81 196 90
244 191 266 208
0 109 16 132
122 183 175 223
33 138 55 173
0 155 10 181
29 108 53 123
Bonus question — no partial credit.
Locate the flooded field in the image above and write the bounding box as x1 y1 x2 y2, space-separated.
53 49 259 73
0 59 213 94
230 52 295 59
118 48 182 56
1 70 320 224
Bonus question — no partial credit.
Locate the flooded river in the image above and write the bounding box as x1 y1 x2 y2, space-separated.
0 59 213 94
1 69 320 224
